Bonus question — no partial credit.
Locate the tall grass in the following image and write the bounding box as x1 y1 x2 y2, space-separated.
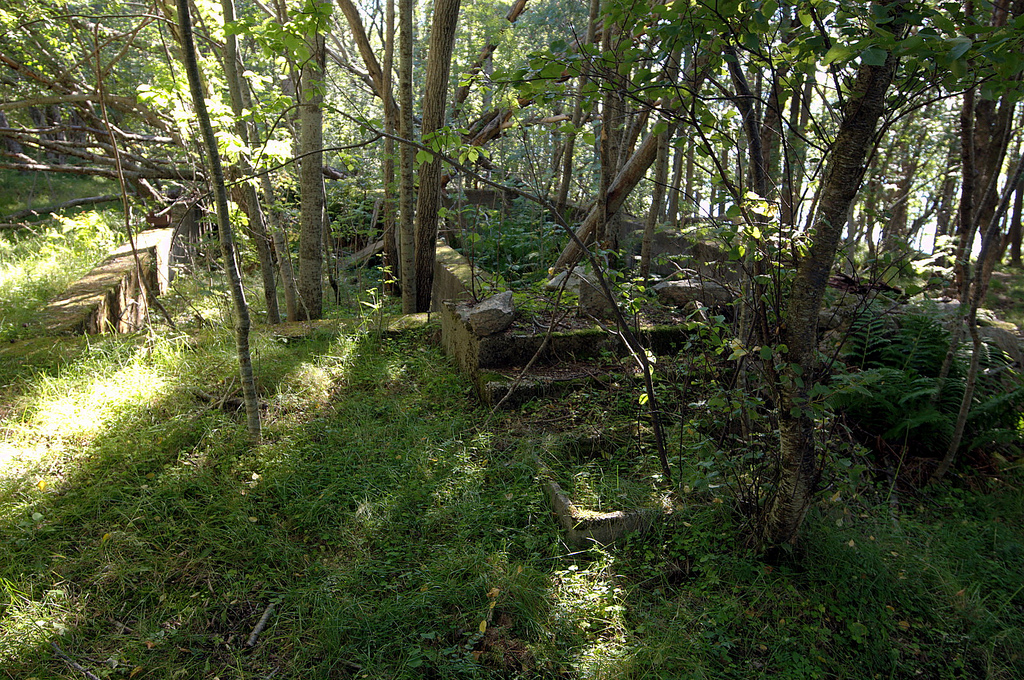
0 210 120 340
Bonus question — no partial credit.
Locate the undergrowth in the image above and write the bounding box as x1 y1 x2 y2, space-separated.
1 228 1023 678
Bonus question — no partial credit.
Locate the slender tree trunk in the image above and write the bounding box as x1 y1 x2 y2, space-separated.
335 0 400 114
640 48 681 281
932 153 1024 482
933 141 959 246
553 131 661 271
175 0 261 437
953 93 978 299
1009 180 1023 265
665 143 686 224
880 130 923 251
640 121 673 281
234 44 299 320
598 8 624 249
398 0 416 313
555 0 601 217
413 0 462 312
297 0 328 321
766 42 901 545
221 0 280 324
381 0 399 294
272 226 299 321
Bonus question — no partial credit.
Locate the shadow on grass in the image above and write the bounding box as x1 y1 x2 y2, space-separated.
0 327 568 678
2 323 1024 680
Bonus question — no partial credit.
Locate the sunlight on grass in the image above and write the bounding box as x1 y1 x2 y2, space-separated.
0 582 73 665
546 552 634 678
1 345 169 480
0 212 117 338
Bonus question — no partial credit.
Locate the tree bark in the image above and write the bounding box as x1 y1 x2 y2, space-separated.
381 0 400 293
222 0 280 324
335 0 400 115
932 153 1024 483
765 45 901 545
175 0 261 438
398 0 417 313
1009 180 1023 265
297 0 329 321
555 0 601 217
413 0 462 312
552 130 661 271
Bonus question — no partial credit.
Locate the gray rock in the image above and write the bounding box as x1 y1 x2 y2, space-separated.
456 291 515 337
577 276 615 317
545 270 589 294
979 325 1024 366
654 279 733 308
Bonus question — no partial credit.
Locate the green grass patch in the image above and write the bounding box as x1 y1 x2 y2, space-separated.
1 219 1023 678
0 210 121 342
985 265 1024 332
0 170 118 218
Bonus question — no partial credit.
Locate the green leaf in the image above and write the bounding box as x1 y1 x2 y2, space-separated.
824 44 855 65
946 36 972 61
861 47 888 66
416 149 434 165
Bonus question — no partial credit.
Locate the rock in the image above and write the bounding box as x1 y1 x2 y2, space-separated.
577 276 616 317
978 325 1024 366
456 291 515 337
654 279 733 308
544 270 588 294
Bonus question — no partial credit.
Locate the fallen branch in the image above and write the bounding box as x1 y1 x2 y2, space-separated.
1 195 121 223
247 602 276 647
51 643 102 680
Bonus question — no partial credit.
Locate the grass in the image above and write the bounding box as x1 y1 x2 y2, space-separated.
985 264 1024 331
0 209 121 341
0 170 118 219
1 224 1023 678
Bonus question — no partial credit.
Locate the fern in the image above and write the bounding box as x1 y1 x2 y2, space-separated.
831 308 1023 463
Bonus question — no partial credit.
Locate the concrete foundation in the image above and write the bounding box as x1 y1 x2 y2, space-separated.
43 228 174 335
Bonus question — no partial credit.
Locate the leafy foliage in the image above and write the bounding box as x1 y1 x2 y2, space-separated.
830 310 1024 463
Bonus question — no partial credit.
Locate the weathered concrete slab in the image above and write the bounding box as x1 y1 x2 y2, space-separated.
541 475 659 548
42 228 174 335
430 242 492 312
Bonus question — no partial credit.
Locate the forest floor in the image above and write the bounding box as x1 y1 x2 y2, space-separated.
1 219 1023 679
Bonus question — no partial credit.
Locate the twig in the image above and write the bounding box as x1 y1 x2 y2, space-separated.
247 602 276 647
51 643 102 680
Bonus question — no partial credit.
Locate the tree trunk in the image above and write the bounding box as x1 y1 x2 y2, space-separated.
933 140 959 245
1009 180 1023 265
335 0 400 115
555 0 601 217
953 88 977 300
398 0 416 313
932 153 1024 482
553 130 661 271
598 8 624 249
640 121 673 280
413 0 462 312
665 142 687 225
381 0 399 294
175 0 261 438
765 45 901 545
297 0 328 321
221 0 280 324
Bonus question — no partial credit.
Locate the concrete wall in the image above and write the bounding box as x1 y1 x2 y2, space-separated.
43 228 175 335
